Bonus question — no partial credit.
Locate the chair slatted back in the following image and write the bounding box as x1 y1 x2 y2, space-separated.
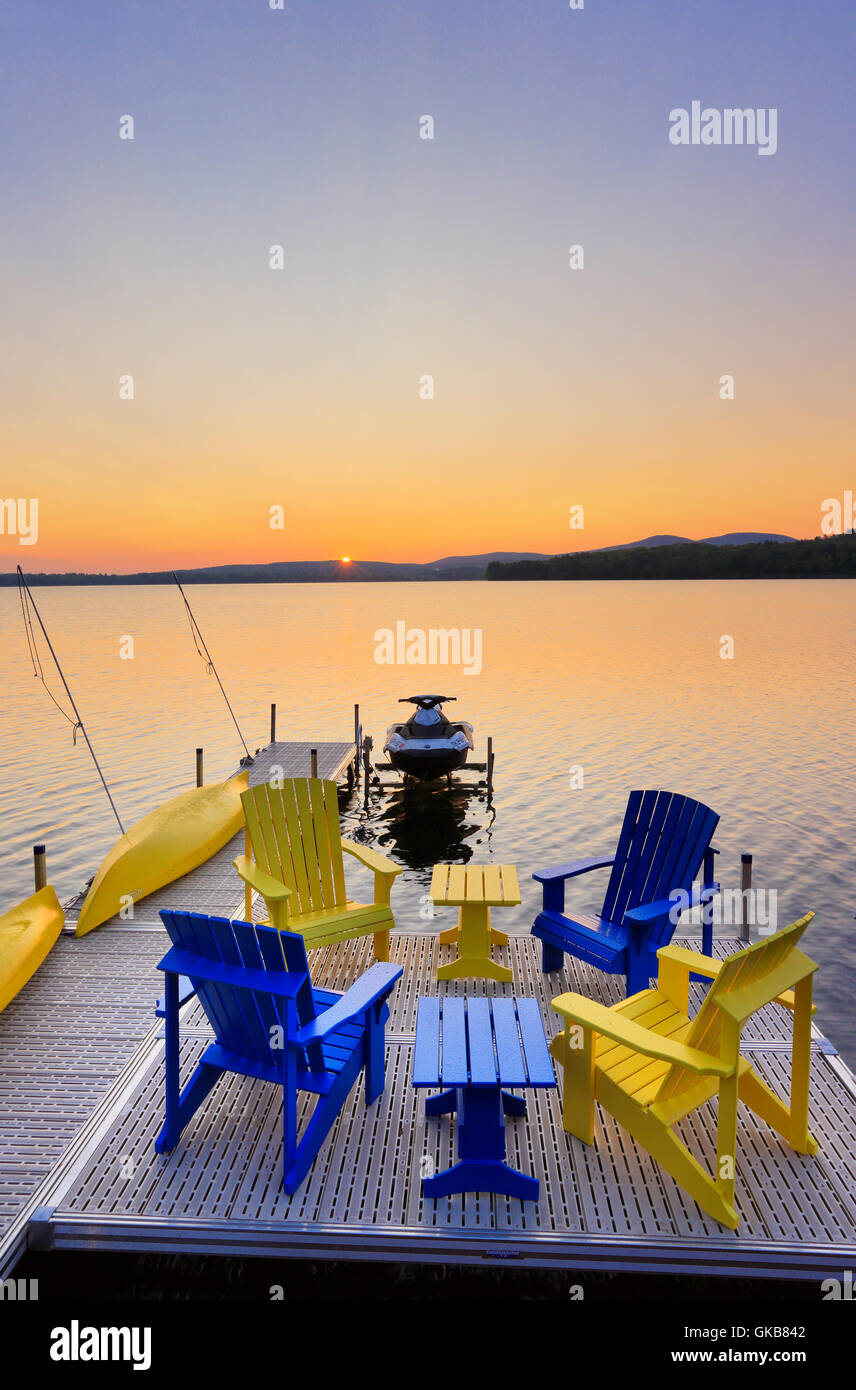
653 912 816 1105
600 789 719 945
241 778 348 917
160 909 319 1069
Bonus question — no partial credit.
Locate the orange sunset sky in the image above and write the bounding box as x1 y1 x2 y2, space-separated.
2 3 853 572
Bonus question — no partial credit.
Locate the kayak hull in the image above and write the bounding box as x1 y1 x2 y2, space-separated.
75 771 250 937
0 884 65 1012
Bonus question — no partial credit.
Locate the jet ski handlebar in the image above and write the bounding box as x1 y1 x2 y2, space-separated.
398 695 456 708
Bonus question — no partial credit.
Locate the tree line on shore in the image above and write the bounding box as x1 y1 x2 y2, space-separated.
486 535 856 581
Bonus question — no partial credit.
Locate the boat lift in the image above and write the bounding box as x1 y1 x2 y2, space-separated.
361 731 495 805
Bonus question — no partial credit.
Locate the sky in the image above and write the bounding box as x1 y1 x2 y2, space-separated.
1 0 854 570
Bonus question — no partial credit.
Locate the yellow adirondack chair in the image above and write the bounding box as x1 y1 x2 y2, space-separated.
551 912 818 1229
233 778 402 961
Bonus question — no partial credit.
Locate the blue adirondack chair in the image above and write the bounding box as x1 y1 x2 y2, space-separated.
155 910 402 1193
531 789 720 996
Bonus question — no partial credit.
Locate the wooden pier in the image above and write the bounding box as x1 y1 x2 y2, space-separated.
245 740 358 788
2 741 856 1283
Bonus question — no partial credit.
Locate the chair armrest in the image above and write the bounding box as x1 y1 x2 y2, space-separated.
623 882 720 929
658 945 717 978
232 854 293 903
771 987 816 1015
656 943 816 1015
155 974 196 1017
533 856 614 885
341 839 402 907
656 943 722 978
341 839 403 877
551 991 734 1077
297 963 403 1043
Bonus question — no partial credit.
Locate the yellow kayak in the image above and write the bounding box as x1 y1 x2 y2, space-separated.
75 770 250 937
0 885 65 1012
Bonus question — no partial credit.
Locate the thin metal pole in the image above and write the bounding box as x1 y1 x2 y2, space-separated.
701 846 717 956
270 703 276 743
195 748 204 787
363 734 372 809
17 566 126 835
172 572 250 760
740 853 753 942
310 748 318 778
33 844 46 892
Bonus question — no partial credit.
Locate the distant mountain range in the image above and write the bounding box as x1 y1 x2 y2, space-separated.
599 532 795 550
2 554 540 585
487 534 855 582
0 534 800 585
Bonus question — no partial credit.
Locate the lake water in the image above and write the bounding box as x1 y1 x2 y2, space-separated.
2 579 853 1062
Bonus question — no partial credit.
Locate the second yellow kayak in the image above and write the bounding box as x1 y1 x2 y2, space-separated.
0 885 65 1012
75 770 250 937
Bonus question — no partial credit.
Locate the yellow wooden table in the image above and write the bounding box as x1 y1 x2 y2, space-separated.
430 863 520 982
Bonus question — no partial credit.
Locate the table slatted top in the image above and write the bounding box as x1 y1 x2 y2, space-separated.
412 996 556 1089
429 863 521 908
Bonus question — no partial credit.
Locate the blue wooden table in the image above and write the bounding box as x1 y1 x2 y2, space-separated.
412 996 556 1201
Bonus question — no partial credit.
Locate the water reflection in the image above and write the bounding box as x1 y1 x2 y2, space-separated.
341 779 495 872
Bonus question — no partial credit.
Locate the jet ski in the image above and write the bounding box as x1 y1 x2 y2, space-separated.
383 695 474 782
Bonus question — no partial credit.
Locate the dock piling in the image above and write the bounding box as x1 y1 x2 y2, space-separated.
701 846 717 955
270 703 276 743
310 748 318 778
33 844 46 892
354 704 361 784
363 735 373 808
195 748 204 787
486 736 494 801
740 853 753 941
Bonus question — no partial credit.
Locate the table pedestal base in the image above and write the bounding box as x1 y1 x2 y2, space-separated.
436 905 512 982
439 923 508 948
422 1085 538 1201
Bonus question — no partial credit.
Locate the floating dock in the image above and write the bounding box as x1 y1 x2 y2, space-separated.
0 739 357 1278
2 741 856 1282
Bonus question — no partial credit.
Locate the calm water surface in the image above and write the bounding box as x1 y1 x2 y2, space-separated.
2 580 853 1060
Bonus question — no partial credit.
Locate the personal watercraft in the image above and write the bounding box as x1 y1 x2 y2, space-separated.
383 695 473 782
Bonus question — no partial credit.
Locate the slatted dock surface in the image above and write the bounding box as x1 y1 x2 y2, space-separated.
7 919 856 1280
247 742 356 787
0 837 245 1277
0 740 357 1277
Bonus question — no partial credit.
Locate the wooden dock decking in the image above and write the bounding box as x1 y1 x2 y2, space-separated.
2 739 856 1282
